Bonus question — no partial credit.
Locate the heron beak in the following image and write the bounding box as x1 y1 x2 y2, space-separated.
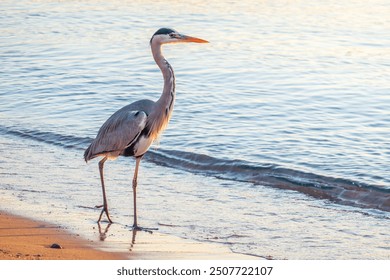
181 35 209 43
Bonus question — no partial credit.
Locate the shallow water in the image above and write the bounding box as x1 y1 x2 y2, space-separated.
0 0 389 259
1 134 390 259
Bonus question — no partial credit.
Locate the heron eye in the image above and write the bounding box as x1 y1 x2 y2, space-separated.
169 33 175 38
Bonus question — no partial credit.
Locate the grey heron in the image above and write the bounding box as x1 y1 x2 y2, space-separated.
84 28 208 230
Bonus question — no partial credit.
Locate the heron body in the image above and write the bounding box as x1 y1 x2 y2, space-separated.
84 28 208 229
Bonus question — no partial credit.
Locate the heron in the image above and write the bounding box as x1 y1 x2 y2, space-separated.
84 28 208 230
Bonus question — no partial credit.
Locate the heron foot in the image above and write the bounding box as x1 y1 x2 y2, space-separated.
130 224 158 233
96 205 113 224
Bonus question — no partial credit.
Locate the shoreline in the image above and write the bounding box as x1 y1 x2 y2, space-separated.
0 211 259 260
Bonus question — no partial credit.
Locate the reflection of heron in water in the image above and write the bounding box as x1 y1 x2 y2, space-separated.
84 28 208 230
97 223 138 252
129 230 137 252
97 222 112 241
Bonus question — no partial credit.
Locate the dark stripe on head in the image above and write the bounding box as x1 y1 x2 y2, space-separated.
150 28 177 44
153 28 176 36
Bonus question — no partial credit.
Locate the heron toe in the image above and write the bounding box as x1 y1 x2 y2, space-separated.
131 225 158 233
98 207 113 224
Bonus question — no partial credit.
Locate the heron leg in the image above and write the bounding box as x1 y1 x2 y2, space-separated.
131 156 158 232
97 157 113 223
132 156 142 228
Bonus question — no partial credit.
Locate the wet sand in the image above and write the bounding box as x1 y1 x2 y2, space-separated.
0 211 258 260
0 212 126 260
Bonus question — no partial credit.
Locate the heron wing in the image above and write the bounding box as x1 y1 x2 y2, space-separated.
84 109 147 161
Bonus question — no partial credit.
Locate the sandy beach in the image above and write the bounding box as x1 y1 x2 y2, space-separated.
0 212 126 260
0 211 258 260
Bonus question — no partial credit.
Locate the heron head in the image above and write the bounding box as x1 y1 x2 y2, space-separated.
150 28 209 45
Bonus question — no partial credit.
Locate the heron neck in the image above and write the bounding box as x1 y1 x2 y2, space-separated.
152 43 176 112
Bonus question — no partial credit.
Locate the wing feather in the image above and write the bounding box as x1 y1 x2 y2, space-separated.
84 109 147 161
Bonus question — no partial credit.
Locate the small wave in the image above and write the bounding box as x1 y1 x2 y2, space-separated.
145 149 390 212
1 124 389 212
0 125 89 150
